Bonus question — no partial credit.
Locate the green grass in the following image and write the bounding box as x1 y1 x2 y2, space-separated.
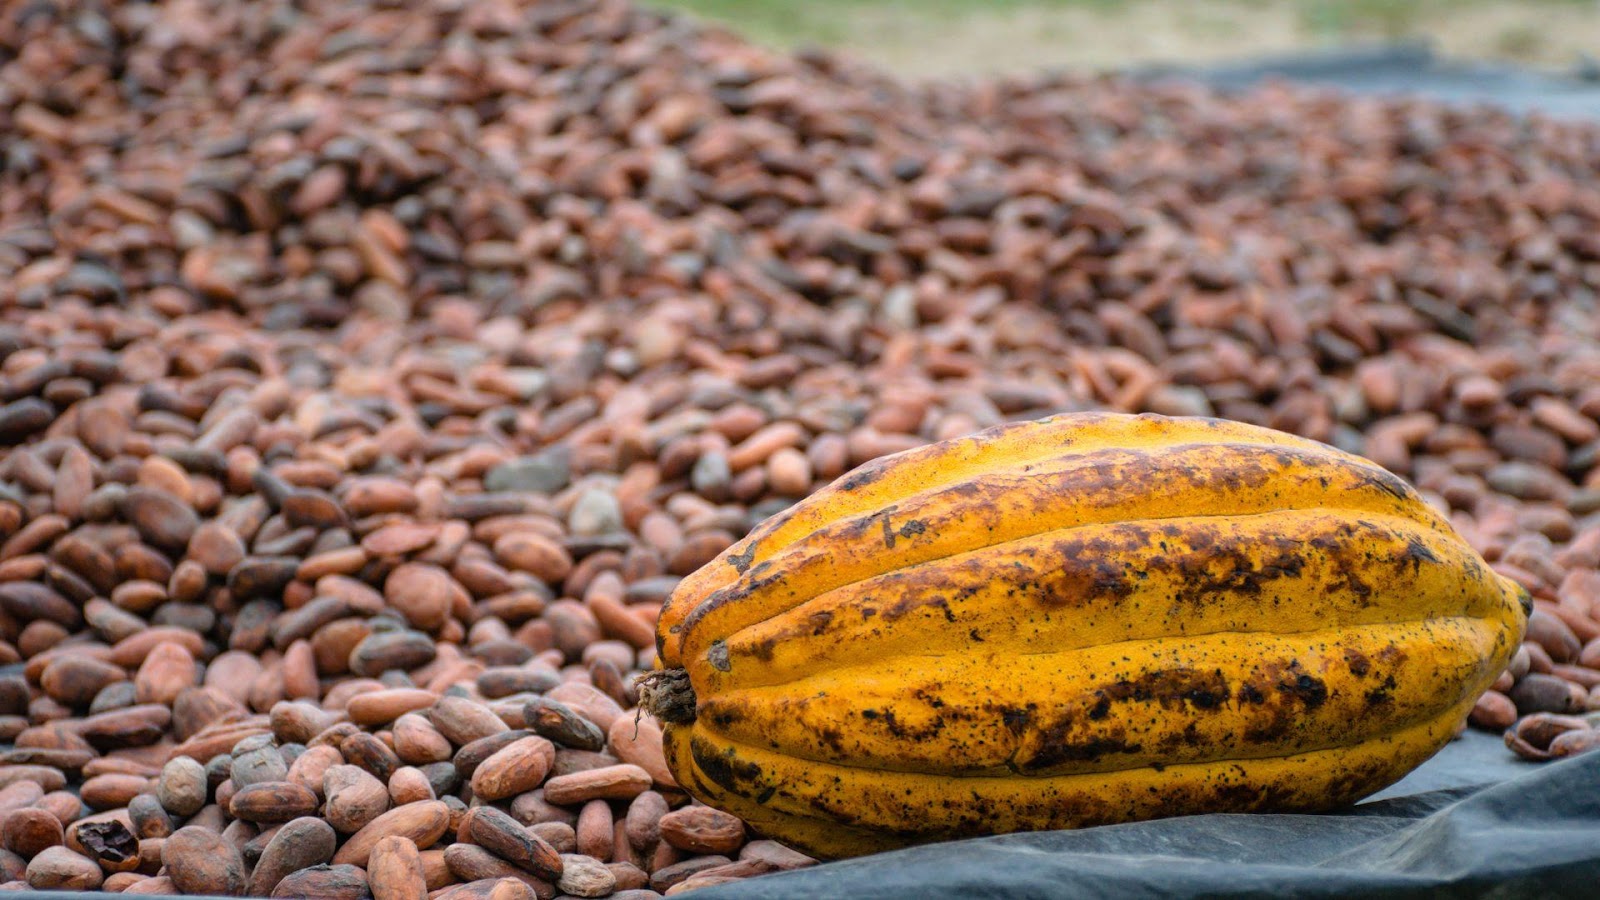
646 0 1124 48
646 0 1593 55
1297 0 1597 37
1299 0 1425 39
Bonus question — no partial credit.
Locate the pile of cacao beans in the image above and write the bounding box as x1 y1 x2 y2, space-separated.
1 0 1599 894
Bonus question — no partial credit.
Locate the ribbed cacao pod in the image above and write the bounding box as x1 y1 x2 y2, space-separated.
645 413 1528 858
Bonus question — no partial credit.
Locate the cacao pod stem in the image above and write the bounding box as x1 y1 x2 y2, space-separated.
639 668 696 725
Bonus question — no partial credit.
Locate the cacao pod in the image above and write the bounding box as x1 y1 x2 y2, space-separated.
646 413 1528 858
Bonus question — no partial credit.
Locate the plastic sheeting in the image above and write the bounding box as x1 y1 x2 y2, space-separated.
1133 43 1600 121
698 731 1600 899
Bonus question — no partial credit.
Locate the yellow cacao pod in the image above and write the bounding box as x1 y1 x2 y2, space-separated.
647 413 1528 858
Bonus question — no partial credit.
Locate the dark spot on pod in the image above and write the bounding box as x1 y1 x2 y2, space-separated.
840 460 889 491
1029 729 1145 768
690 735 767 796
1360 468 1415 502
726 541 759 574
813 725 848 755
807 609 834 635
1364 675 1397 707
999 705 1033 734
748 636 778 662
1099 668 1233 713
1279 670 1328 709
1344 650 1371 678
1087 696 1112 720
1400 538 1438 570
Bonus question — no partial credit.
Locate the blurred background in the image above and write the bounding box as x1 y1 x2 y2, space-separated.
647 0 1600 78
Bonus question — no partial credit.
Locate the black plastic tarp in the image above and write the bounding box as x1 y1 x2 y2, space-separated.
698 731 1600 899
